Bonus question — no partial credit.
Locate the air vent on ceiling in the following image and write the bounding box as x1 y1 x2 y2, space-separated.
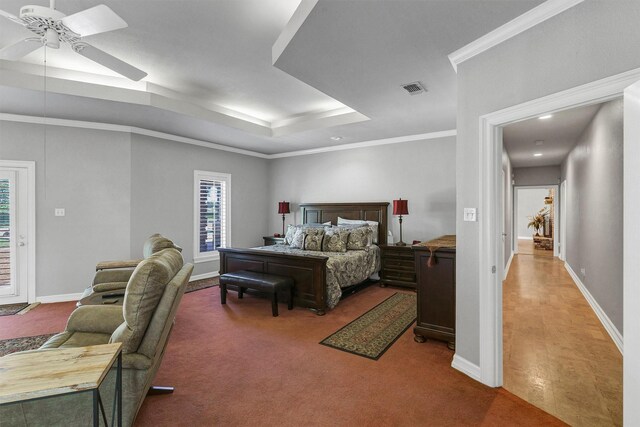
401 81 426 95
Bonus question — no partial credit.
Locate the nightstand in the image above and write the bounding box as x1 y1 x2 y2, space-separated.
379 244 416 289
263 236 285 246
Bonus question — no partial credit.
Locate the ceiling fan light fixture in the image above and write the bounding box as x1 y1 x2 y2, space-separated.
44 27 59 48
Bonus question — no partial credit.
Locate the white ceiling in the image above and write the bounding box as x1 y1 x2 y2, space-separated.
503 103 603 168
0 0 544 155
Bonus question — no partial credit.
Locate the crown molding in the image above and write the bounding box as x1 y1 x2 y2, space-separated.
0 113 455 159
269 129 457 159
0 113 270 159
448 0 584 72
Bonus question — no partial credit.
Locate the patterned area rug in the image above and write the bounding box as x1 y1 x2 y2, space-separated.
0 303 29 316
0 333 56 357
320 292 417 360
186 276 219 293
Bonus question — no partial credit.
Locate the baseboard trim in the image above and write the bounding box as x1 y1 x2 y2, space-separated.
504 252 514 280
36 292 83 304
564 262 623 354
451 354 482 382
189 271 220 282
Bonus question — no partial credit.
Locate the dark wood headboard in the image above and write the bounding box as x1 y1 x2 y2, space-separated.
299 202 390 245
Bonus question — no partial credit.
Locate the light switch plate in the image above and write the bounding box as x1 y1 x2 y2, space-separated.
464 208 477 222
54 208 65 217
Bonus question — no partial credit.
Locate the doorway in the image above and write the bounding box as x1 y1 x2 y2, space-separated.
0 160 36 304
513 186 558 258
476 70 637 422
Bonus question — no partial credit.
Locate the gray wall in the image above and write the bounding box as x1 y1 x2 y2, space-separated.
0 121 131 297
268 137 457 243
516 188 549 238
130 134 269 276
513 166 560 186
0 122 270 297
456 0 640 365
561 99 623 332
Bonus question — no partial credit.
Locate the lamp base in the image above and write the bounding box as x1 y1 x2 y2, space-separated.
395 241 407 247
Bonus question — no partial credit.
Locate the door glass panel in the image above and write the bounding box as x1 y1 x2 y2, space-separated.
0 178 10 287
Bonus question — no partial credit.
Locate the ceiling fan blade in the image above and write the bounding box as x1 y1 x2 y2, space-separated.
62 5 127 37
0 8 26 26
73 43 147 81
0 38 42 60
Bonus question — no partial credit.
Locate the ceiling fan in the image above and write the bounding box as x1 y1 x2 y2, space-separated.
0 0 147 81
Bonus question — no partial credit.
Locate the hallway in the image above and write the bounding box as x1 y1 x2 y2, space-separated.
503 253 622 426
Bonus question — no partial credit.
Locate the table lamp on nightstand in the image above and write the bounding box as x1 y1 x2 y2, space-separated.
278 201 290 237
393 198 409 246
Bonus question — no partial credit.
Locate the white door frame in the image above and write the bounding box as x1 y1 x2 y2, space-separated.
513 185 559 257
0 160 36 304
624 80 640 425
477 67 640 387
559 180 567 261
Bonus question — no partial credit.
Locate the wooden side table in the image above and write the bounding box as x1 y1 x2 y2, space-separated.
379 244 417 289
0 343 123 426
263 236 285 246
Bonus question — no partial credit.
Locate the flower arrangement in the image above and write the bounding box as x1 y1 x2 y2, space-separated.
527 207 550 236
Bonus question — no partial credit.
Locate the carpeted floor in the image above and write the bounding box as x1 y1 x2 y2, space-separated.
321 292 416 359
0 285 565 426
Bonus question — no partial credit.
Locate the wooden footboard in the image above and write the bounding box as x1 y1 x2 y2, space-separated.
218 248 328 315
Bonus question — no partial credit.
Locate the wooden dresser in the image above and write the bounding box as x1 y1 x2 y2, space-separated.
379 244 416 290
412 235 456 349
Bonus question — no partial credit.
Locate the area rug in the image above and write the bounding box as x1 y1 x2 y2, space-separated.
320 292 416 360
0 303 29 317
0 333 56 357
186 276 219 293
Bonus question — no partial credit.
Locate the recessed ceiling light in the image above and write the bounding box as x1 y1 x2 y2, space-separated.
539 114 553 120
534 153 543 157
535 140 544 146
330 136 343 141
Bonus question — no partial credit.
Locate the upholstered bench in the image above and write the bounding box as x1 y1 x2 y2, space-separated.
219 270 294 317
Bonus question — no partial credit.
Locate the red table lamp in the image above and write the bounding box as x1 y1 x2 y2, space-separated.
278 201 290 237
393 198 409 246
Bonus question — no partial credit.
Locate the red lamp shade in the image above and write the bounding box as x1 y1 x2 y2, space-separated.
393 198 408 215
278 201 290 214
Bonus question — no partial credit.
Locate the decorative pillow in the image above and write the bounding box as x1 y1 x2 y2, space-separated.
289 228 306 249
322 227 349 252
304 221 332 227
347 226 373 250
284 225 298 245
337 217 379 244
304 228 324 251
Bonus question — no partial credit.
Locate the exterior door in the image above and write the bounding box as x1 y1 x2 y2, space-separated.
0 162 34 304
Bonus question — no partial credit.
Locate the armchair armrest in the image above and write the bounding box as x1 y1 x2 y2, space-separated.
96 258 143 271
66 305 124 335
93 282 127 293
93 269 134 286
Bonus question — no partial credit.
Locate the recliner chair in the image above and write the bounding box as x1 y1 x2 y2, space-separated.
82 233 182 302
0 247 194 426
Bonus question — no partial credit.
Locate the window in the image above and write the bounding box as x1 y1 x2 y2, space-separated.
194 171 230 262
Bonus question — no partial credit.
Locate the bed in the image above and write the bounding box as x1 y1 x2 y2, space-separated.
218 202 389 315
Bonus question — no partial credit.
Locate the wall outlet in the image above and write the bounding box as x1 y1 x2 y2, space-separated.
54 208 65 217
580 267 586 277
463 208 477 222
